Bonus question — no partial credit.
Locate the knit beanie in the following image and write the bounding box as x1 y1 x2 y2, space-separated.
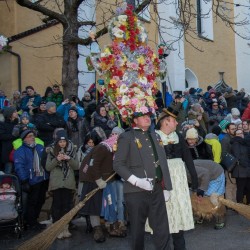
185 128 199 139
191 103 201 112
20 111 30 121
55 129 68 143
3 107 16 119
68 106 78 114
45 102 56 110
219 120 230 131
84 92 91 98
111 127 125 136
20 129 34 140
231 108 240 116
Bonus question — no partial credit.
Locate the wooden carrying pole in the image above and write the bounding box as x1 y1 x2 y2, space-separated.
17 173 116 250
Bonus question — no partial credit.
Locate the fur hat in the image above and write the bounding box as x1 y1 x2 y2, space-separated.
3 107 16 119
1 177 12 186
55 129 68 143
111 127 125 136
231 108 240 116
219 119 230 131
20 111 30 120
185 128 199 139
45 102 56 110
20 129 34 140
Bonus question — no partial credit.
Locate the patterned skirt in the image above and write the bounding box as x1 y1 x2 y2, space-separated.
166 158 194 233
145 158 194 234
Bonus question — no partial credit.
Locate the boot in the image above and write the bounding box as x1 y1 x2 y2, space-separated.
93 226 106 243
63 225 72 238
85 215 93 234
109 222 127 238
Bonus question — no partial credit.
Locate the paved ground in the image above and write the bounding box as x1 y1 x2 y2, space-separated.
1 209 250 250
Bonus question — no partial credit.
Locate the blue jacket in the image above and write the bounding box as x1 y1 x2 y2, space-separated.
20 94 42 112
57 103 85 121
14 143 49 185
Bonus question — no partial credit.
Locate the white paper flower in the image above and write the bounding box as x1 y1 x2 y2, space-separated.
112 27 124 38
139 77 148 85
118 15 127 24
0 35 8 49
121 95 130 105
120 84 128 94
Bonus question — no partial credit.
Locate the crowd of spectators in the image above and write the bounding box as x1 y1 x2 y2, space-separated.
0 83 250 241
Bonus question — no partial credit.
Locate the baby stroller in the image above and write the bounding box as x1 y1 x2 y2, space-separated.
0 174 23 238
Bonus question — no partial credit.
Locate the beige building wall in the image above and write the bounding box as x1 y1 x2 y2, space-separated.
0 1 62 98
184 0 237 90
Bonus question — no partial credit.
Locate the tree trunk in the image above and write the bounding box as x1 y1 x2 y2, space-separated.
62 37 79 98
61 1 79 98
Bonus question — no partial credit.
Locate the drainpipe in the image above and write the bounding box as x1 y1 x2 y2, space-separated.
6 49 22 92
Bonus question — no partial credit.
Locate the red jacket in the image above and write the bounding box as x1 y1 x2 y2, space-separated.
242 103 250 121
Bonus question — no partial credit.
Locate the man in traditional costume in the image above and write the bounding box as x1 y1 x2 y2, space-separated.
113 113 172 250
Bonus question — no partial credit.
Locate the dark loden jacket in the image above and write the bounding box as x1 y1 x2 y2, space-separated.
113 129 172 193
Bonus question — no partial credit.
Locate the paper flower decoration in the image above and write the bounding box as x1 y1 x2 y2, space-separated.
91 4 160 124
0 35 8 51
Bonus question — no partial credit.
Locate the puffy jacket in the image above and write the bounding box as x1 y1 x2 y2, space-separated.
57 103 85 121
14 143 49 185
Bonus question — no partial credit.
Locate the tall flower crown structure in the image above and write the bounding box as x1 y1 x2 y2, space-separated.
91 4 160 124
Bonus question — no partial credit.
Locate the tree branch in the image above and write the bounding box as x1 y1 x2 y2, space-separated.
16 0 66 24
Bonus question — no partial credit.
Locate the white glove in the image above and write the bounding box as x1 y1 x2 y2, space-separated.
95 178 107 189
163 190 170 202
127 175 153 191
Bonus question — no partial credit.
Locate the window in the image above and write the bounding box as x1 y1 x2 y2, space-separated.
197 0 214 40
136 0 151 22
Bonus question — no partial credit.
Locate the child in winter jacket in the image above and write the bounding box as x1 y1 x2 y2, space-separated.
12 112 37 137
45 129 78 239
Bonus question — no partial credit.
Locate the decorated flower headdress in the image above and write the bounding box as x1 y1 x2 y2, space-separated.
91 4 160 124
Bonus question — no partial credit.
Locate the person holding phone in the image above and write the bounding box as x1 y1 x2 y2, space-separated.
57 95 85 121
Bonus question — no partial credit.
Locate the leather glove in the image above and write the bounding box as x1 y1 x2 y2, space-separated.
196 189 205 197
163 190 171 202
21 180 31 193
127 175 153 191
95 178 107 189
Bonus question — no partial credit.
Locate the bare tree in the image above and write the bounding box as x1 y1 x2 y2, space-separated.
15 0 249 96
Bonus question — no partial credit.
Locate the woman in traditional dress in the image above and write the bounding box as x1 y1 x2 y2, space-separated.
154 107 198 250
